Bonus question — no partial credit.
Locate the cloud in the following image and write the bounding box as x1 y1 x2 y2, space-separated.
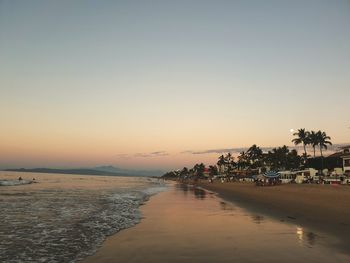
115 154 130 158
150 151 169 156
181 148 247 155
179 150 194 154
134 151 169 158
116 151 169 159
181 147 281 155
181 144 348 156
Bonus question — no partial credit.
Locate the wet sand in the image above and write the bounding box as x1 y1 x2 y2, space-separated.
82 183 350 263
198 181 350 252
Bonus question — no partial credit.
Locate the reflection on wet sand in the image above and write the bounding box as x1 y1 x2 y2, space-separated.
307 232 317 246
296 226 318 247
83 182 350 263
251 215 264 224
177 183 190 195
177 183 207 200
194 187 206 199
219 201 236 211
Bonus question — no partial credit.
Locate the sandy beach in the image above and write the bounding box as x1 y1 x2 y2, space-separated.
198 181 350 252
82 182 350 263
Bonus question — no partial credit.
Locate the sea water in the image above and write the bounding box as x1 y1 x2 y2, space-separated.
0 171 166 263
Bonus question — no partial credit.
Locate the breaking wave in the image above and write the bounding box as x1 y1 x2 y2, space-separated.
0 176 167 263
0 180 34 186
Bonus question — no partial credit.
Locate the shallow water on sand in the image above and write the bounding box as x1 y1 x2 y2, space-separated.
84 183 350 263
0 171 166 263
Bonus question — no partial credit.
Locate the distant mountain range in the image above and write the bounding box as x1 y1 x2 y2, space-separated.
3 165 164 177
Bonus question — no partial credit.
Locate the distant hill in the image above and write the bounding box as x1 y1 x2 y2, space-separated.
92 165 164 176
4 166 164 177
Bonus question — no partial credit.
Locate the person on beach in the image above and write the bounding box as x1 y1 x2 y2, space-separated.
18 176 22 181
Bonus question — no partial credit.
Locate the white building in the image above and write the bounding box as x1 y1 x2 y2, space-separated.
340 145 350 174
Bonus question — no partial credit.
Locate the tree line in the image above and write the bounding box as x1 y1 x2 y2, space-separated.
162 129 332 179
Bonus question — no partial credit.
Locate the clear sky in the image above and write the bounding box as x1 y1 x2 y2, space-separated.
1 0 349 170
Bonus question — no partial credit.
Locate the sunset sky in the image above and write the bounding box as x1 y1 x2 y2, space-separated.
1 1 350 170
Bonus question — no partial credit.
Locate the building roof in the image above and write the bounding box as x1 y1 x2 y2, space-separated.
327 151 344 158
263 171 280 178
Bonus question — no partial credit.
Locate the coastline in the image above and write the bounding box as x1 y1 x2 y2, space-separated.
197 181 350 252
81 182 350 263
0 171 165 263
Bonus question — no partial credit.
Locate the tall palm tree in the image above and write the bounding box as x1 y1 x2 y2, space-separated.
193 163 205 177
247 144 263 168
316 131 332 157
237 151 249 170
292 128 310 157
308 131 319 158
217 155 226 173
224 153 235 175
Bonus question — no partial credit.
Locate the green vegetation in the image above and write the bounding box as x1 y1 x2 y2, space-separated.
292 129 332 158
162 129 333 179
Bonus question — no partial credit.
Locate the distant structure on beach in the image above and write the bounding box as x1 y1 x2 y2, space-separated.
339 145 350 173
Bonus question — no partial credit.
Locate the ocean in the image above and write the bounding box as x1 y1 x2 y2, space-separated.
0 171 166 263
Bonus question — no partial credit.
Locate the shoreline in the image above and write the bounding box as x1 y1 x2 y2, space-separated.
81 181 350 263
197 181 350 253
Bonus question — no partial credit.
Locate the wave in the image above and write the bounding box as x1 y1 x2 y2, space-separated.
0 179 34 186
0 178 167 263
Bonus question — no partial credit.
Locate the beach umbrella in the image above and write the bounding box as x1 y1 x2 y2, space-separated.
263 171 280 178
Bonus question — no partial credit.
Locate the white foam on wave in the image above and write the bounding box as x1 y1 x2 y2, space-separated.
0 180 34 186
0 178 167 263
142 185 168 196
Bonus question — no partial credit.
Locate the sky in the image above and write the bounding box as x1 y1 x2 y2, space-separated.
1 0 350 170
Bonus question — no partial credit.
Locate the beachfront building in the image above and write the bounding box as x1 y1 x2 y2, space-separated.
340 145 350 174
278 169 318 184
278 171 296 184
294 168 318 183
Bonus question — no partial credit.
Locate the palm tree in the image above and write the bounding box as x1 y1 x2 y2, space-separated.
180 167 189 178
286 149 302 170
237 151 249 170
247 144 263 168
208 165 218 176
308 131 319 158
292 129 310 157
224 153 236 175
217 155 226 173
316 131 332 157
265 145 290 170
193 163 205 178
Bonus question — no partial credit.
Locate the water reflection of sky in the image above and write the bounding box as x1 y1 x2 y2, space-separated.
172 183 348 262
176 183 207 200
296 226 318 247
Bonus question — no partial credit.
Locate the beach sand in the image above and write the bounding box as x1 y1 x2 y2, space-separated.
82 182 350 263
198 181 350 252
